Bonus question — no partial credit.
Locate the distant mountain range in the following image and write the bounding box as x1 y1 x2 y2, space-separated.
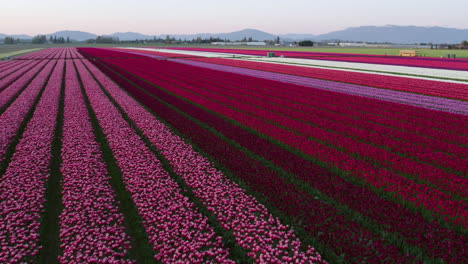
317 25 468 44
1 26 467 44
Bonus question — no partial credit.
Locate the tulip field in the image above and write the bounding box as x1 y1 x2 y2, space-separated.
0 47 467 263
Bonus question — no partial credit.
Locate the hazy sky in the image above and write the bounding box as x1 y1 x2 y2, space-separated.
2 0 468 35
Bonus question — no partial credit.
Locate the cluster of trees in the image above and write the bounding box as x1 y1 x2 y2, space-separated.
3 37 19 44
298 40 314 46
86 35 235 45
438 40 468 50
30 35 71 44
85 36 121 44
31 35 47 44
49 35 71 43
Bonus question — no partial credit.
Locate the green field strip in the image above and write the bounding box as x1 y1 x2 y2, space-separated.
72 61 156 264
92 59 456 263
82 62 253 264
36 61 64 264
0 48 43 59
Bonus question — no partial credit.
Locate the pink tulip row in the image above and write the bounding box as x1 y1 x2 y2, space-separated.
0 60 50 109
83 59 326 263
0 60 32 79
0 60 44 92
0 60 63 263
0 60 21 71
0 60 56 164
16 48 66 60
58 60 134 263
73 59 234 263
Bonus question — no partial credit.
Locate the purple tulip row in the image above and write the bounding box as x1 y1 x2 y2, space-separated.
58 60 134 263
169 57 468 115
0 60 56 164
83 59 326 263
0 60 63 263
74 59 235 264
0 60 50 109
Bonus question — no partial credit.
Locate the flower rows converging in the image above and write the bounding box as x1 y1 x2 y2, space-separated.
58 59 134 263
82 58 326 263
84 47 467 262
0 59 63 263
1 47 466 263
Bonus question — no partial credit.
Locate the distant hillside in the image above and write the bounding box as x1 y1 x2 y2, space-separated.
315 25 468 44
2 26 468 44
280 33 316 41
159 29 277 41
0 34 32 40
46 30 97 41
109 32 152 41
104 29 277 42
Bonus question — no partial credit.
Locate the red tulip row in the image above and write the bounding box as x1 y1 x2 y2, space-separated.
164 47 468 71
162 65 467 170
79 47 468 262
129 47 467 100
186 57 468 100
82 58 327 263
83 52 417 263
74 59 235 263
118 48 468 135
107 57 467 226
0 60 62 263
102 55 467 179
118 55 467 172
58 60 134 263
